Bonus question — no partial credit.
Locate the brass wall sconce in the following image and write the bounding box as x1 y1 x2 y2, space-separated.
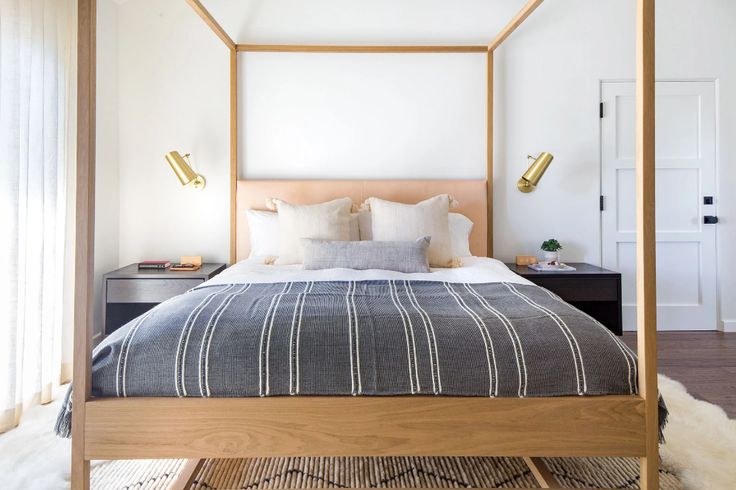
165 151 206 190
517 152 554 193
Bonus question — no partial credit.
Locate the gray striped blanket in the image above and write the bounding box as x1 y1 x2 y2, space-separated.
56 280 663 438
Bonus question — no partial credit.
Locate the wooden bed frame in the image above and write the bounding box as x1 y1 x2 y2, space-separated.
72 0 659 488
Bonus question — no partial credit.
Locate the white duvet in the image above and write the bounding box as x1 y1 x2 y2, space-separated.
207 256 533 286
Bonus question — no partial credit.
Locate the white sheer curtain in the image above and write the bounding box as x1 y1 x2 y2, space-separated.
0 0 75 434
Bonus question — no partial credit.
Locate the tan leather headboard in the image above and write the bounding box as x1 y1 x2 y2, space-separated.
236 180 488 262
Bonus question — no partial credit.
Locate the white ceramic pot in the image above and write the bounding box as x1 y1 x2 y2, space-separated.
542 250 559 264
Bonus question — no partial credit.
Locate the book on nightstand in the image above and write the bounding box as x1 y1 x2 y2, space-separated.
138 260 171 270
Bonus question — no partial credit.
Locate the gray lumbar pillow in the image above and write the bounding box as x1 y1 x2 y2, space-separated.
301 237 431 273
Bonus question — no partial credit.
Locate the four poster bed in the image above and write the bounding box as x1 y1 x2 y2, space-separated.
71 0 660 488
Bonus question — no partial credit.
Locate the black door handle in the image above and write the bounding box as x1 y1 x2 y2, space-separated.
704 216 719 224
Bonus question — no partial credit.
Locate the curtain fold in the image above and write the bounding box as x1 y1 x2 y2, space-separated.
0 0 75 434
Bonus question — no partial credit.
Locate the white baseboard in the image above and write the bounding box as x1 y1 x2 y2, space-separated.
721 319 736 332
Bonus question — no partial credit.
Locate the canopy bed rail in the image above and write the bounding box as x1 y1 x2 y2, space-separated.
73 0 658 488
236 44 490 53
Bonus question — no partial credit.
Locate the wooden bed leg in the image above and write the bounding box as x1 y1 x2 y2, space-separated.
70 454 90 490
171 459 206 490
639 456 658 490
523 457 559 488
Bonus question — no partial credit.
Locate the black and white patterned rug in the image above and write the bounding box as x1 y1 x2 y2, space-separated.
90 455 682 489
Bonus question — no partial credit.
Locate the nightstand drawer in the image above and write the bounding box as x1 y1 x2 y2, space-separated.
531 277 618 302
106 278 203 303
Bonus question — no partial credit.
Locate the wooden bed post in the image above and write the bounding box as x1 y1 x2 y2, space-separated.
486 49 494 258
230 49 238 265
72 0 96 488
635 0 658 488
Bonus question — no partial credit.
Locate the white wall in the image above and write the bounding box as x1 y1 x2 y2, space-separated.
99 0 736 330
116 0 230 268
240 52 486 180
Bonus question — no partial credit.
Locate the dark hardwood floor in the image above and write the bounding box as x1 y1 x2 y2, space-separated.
622 331 736 417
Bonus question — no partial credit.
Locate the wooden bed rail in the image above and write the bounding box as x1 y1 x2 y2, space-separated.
84 396 647 460
237 44 488 53
73 0 657 488
488 0 545 51
185 0 235 50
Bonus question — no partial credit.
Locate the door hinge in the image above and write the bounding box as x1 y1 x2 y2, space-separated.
599 102 604 118
600 195 605 211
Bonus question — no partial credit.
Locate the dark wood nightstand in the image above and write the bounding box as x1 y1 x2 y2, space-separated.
505 262 623 335
102 263 227 335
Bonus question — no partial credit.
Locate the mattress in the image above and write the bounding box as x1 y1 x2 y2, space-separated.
56 258 661 438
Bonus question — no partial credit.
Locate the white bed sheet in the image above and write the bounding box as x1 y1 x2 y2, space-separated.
206 256 532 286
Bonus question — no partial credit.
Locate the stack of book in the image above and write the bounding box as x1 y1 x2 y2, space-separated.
138 260 171 270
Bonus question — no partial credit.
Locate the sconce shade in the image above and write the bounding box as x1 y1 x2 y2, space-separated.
518 152 554 193
165 151 206 189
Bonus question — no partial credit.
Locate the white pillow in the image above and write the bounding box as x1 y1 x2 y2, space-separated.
246 210 280 258
366 194 455 267
359 211 473 257
272 197 353 265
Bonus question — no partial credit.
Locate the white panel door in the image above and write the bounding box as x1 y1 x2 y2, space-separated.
601 81 717 331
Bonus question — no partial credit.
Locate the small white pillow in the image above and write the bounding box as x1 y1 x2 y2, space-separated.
367 194 455 267
358 211 473 257
272 197 353 265
246 210 280 258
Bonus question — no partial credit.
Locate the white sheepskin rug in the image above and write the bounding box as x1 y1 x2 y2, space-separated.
0 376 734 489
0 387 104 490
0 394 71 489
658 375 736 489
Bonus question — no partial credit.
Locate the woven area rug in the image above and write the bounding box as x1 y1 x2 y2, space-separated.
90 456 682 489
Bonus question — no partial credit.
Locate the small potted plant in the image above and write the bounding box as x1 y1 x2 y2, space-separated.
540 239 562 264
